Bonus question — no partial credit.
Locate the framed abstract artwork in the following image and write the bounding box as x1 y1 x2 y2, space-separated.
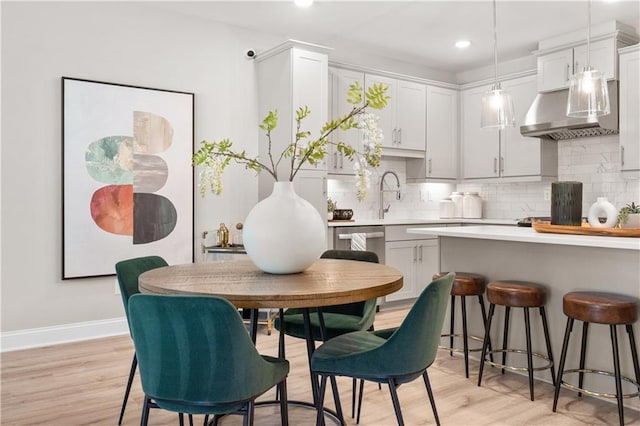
62 77 194 279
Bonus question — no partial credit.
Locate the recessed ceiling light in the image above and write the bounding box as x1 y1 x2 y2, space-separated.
455 40 471 49
294 0 313 7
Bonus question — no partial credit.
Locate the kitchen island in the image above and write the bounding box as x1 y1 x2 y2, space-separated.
407 225 640 410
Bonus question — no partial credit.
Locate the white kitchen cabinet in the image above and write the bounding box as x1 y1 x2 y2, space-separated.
461 74 557 181
364 74 426 156
384 225 439 302
407 85 458 181
619 45 640 172
327 67 363 176
257 41 329 221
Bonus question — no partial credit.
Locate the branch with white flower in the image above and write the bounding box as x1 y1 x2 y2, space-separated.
192 82 389 199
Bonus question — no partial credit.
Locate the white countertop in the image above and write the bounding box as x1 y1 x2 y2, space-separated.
328 218 517 227
407 225 640 251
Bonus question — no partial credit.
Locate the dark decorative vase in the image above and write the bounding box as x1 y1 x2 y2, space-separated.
551 181 583 226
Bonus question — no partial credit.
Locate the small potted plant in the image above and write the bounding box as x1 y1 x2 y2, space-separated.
616 202 640 229
327 198 337 221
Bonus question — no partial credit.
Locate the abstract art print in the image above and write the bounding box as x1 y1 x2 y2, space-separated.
62 77 194 279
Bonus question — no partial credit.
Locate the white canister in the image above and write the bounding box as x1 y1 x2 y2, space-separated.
439 198 455 218
450 192 463 218
462 192 482 219
587 197 618 228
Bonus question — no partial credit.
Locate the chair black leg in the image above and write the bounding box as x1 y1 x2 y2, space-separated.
356 379 365 424
244 400 255 426
553 317 574 412
387 377 404 426
277 309 286 401
539 306 556 386
203 415 209 426
524 307 535 401
478 295 494 363
449 295 456 357
626 324 640 398
189 414 194 426
279 378 289 426
461 295 470 378
316 375 328 426
141 396 151 426
329 375 344 424
351 378 356 418
578 321 589 397
478 303 495 387
502 306 511 375
610 325 625 426
423 371 440 426
119 353 137 425
179 413 184 426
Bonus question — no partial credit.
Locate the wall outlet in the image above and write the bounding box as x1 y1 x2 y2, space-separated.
543 189 551 201
114 279 120 295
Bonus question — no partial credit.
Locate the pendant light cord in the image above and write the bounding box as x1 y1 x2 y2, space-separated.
492 0 498 87
587 0 591 69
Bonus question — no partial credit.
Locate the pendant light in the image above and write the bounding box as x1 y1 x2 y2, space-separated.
481 0 516 129
566 0 610 117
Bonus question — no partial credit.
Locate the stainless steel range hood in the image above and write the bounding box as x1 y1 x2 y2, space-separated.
520 80 618 141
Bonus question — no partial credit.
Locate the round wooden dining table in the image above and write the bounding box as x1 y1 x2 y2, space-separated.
138 257 403 425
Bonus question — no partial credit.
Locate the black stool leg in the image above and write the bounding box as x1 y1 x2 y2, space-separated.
461 295 470 378
553 317 574 412
449 295 456 357
626 324 640 399
478 295 494 363
524 307 535 401
578 322 589 397
610 325 625 426
539 306 556 386
478 303 495 387
502 306 511 375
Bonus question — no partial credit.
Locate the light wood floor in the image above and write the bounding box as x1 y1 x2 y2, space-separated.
2 307 639 425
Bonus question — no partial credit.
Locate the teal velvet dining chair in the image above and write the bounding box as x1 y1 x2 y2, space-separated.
310 272 454 426
128 294 290 426
115 255 168 425
274 249 379 418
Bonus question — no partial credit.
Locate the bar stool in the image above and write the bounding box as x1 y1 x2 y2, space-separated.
553 291 640 426
432 271 492 378
477 280 556 401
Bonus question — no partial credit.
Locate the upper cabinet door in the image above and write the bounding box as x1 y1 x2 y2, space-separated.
500 75 543 177
537 48 574 92
461 84 500 179
573 38 617 81
365 74 396 149
425 86 457 179
328 68 363 175
395 80 426 151
619 46 640 172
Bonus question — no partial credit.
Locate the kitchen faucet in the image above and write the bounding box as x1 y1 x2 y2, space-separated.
379 171 401 219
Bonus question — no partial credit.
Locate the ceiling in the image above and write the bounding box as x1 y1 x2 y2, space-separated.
151 1 640 74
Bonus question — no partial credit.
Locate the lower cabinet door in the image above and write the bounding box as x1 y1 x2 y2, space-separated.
385 238 439 302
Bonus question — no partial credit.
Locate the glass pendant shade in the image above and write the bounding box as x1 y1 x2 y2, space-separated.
481 84 517 129
566 67 610 117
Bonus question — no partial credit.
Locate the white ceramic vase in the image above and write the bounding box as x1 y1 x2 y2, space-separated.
587 197 618 228
243 181 325 274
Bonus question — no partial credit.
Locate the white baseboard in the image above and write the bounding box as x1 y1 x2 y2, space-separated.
1 317 129 352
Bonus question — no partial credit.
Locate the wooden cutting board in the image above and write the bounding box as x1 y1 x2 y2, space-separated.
532 221 640 237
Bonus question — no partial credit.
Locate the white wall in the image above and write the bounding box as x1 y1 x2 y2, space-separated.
0 2 285 334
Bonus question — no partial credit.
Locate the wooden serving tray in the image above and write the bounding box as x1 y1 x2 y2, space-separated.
532 221 640 237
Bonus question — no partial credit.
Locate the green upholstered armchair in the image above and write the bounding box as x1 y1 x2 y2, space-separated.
128 294 290 426
310 272 455 426
115 255 168 425
274 249 379 418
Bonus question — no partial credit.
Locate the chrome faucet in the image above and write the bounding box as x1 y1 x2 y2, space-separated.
379 171 401 219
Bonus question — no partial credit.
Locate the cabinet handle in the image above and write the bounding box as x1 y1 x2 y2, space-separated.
398 128 402 145
339 152 343 169
391 128 397 145
428 158 432 174
413 246 417 262
621 146 625 166
493 157 498 173
333 152 337 169
418 245 423 262
500 156 505 173
566 63 571 81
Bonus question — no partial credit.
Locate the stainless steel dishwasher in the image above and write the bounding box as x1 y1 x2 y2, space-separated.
332 225 385 264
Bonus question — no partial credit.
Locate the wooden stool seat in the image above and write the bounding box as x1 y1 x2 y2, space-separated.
433 272 486 296
487 281 547 308
563 291 639 325
432 272 490 379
